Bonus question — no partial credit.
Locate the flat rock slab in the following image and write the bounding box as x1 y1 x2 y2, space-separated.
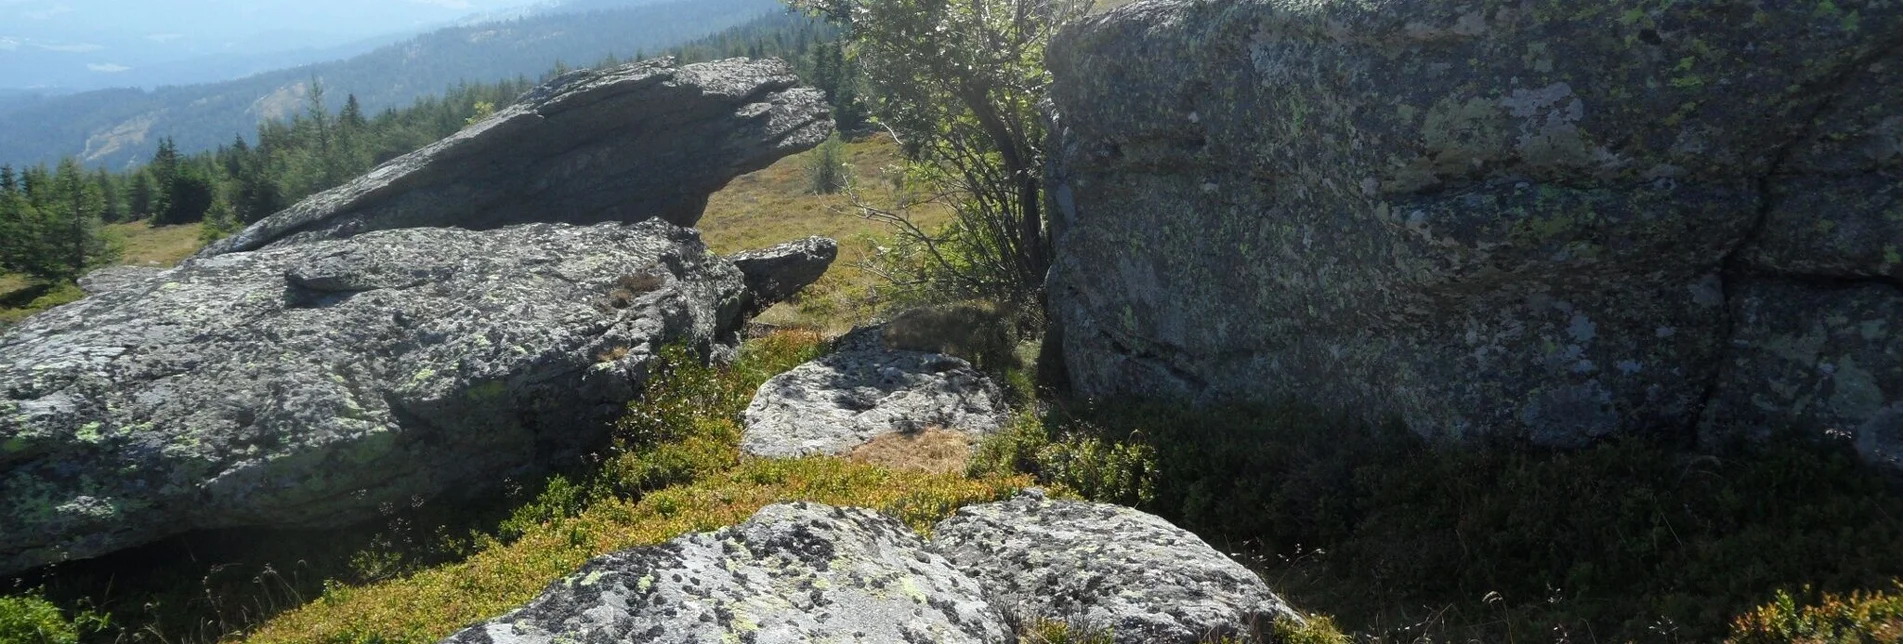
199 57 832 257
0 220 757 576
741 348 1010 458
932 490 1301 643
441 502 1010 644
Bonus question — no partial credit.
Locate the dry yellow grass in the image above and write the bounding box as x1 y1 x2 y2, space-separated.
849 428 977 474
701 133 951 333
108 221 206 266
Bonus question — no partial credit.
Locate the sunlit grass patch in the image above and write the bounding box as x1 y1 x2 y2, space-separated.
700 133 953 333
107 221 206 267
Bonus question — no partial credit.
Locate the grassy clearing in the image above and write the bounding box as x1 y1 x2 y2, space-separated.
700 133 951 332
107 222 205 267
0 221 205 329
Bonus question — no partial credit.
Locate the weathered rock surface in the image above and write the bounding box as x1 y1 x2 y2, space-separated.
199 57 832 257
0 221 773 575
727 235 839 313
932 489 1299 643
1046 0 1903 452
741 342 1010 458
440 502 1010 644
76 266 166 295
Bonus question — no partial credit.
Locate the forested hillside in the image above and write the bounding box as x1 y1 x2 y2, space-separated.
0 0 783 169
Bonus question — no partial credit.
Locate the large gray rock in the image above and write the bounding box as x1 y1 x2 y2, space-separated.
931 489 1300 643
741 345 1010 458
199 57 832 257
1046 0 1903 451
0 221 762 576
726 235 839 314
76 266 166 295
440 502 1010 644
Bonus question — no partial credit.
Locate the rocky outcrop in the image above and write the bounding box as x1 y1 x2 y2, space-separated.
0 220 790 576
726 235 839 314
198 57 833 257
444 497 1296 644
75 266 165 295
440 502 1011 644
932 489 1300 643
741 340 1010 458
1046 0 1903 453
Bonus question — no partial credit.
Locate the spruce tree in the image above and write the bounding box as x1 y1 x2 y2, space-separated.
0 182 33 274
158 165 215 226
130 170 159 218
16 159 119 282
149 138 181 218
94 168 124 223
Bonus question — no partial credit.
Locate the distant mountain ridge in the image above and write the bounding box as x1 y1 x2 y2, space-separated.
0 0 784 170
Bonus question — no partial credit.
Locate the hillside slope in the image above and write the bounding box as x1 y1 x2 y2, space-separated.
0 0 782 170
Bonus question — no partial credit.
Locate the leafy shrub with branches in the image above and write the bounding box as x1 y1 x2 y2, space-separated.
794 0 1094 304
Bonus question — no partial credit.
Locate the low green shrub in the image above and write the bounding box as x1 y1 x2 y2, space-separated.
1730 583 1903 643
975 399 1903 642
805 134 854 195
0 591 106 644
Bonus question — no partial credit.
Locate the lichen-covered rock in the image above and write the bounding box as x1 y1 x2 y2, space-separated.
440 502 1010 644
1045 0 1903 451
0 221 766 576
740 346 1010 458
1700 281 1903 468
931 489 1300 643
76 266 165 295
199 57 832 257
726 235 839 314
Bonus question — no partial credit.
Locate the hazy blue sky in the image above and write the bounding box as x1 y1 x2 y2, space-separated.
0 0 548 88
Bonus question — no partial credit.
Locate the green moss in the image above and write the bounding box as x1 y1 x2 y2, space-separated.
464 380 508 402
